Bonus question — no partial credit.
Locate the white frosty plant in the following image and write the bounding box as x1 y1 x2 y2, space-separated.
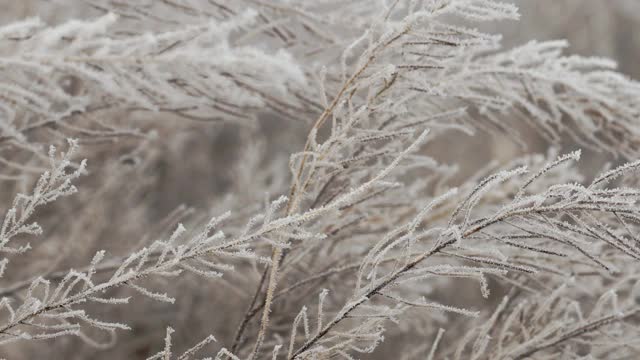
0 0 640 359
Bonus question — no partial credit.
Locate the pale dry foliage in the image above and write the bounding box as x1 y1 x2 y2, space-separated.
0 1 640 359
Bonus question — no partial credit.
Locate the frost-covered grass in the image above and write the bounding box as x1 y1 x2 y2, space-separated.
1 1 640 359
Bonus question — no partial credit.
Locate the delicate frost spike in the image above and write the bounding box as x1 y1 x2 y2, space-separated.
328 130 430 210
382 293 480 318
178 334 217 360
265 195 289 224
162 327 175 360
515 150 581 199
146 327 216 360
316 289 329 336
449 166 528 228
168 223 187 245
590 160 640 188
287 306 309 359
128 283 175 304
410 188 460 232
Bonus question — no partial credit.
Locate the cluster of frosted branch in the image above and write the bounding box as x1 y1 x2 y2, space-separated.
0 139 86 273
0 0 640 359
408 39 640 156
0 193 317 345
0 8 307 164
0 136 431 347
278 151 640 359
443 279 640 359
0 212 228 345
85 0 640 157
